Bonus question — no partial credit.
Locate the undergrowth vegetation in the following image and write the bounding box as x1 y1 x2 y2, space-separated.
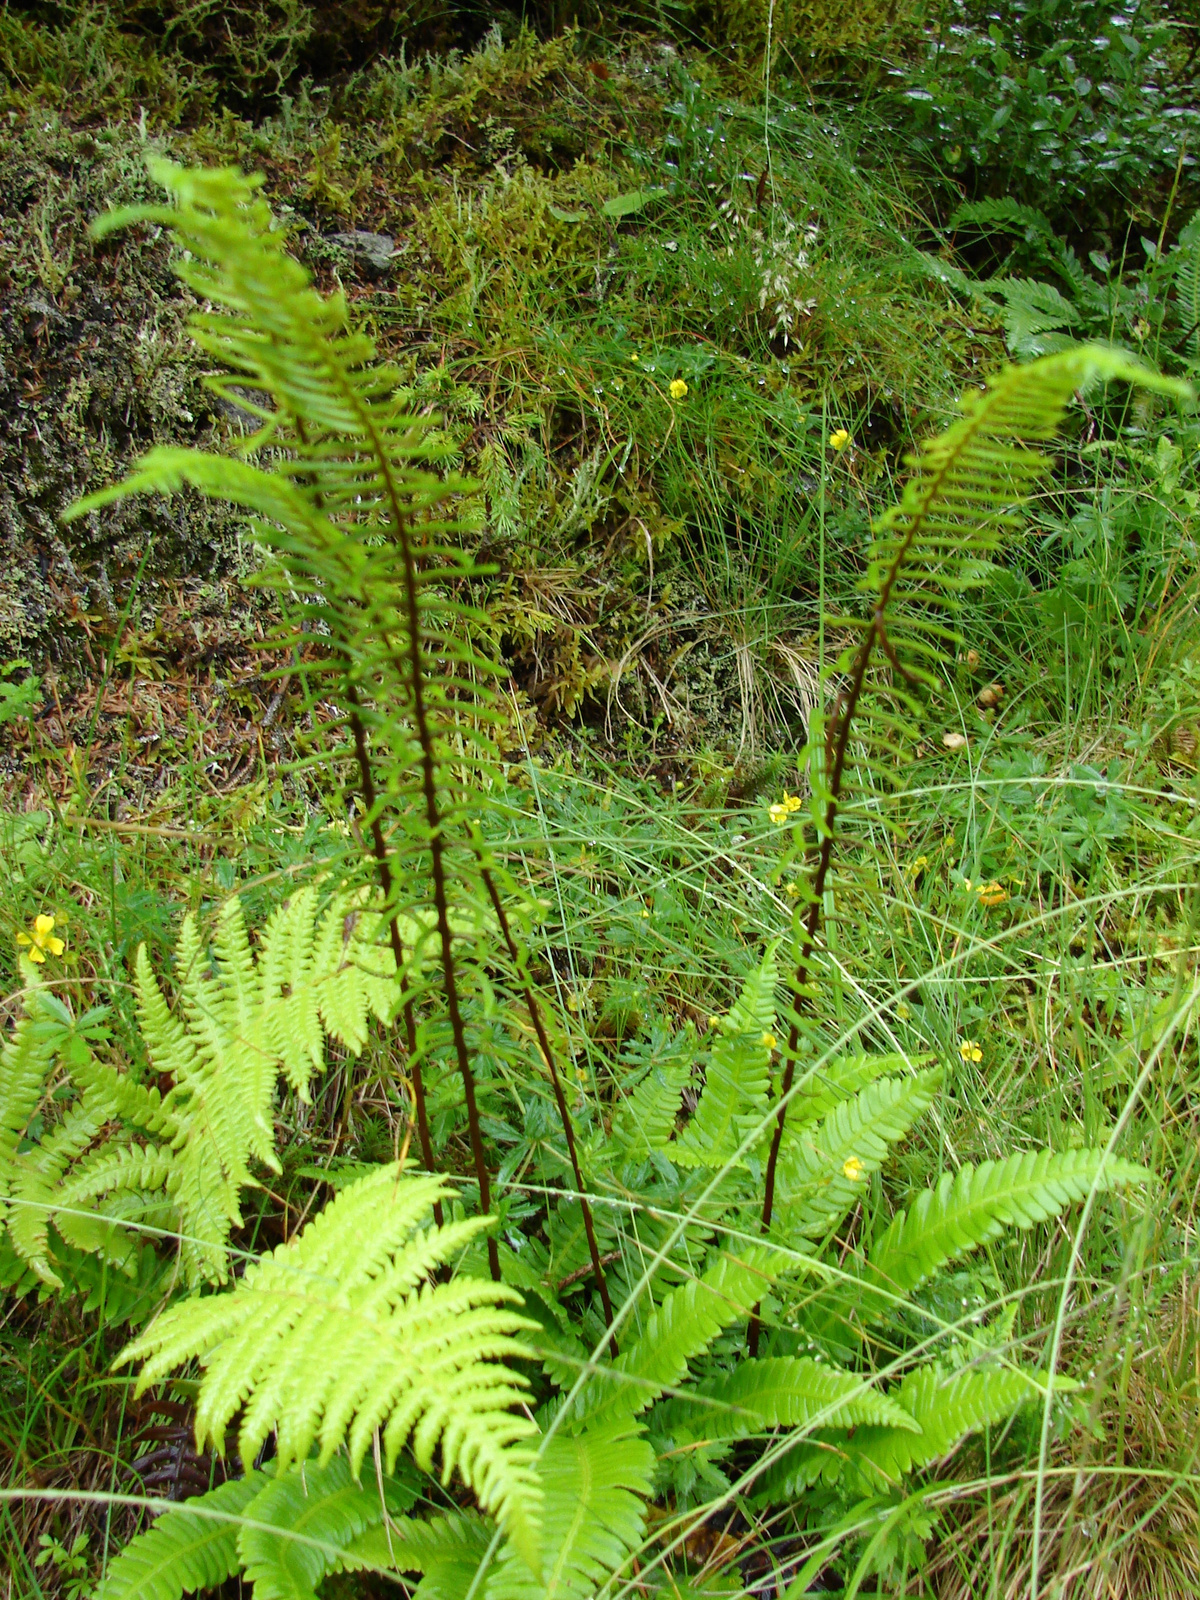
2 3 1200 1598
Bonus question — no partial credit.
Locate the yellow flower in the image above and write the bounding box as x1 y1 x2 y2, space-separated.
910 855 929 874
843 1156 864 1181
829 428 850 452
976 881 1007 907
17 913 65 964
630 352 640 362
640 908 651 919
769 790 803 825
669 378 688 400
708 1015 723 1029
761 1032 777 1051
785 881 799 898
959 1039 982 1064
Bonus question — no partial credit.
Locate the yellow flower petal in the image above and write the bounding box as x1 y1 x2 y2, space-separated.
829 428 850 452
27 946 46 964
843 1156 864 1181
45 937 65 956
16 933 31 946
34 914 56 938
761 1033 777 1051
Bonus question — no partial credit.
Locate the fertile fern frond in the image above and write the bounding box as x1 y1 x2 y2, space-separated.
758 346 1186 1257
94 1471 268 1600
652 1356 918 1447
578 1246 785 1429
488 1422 655 1600
119 1164 543 1573
775 1067 942 1240
673 947 777 1169
65 156 609 1305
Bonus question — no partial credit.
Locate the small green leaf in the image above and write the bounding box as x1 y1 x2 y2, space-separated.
601 188 668 219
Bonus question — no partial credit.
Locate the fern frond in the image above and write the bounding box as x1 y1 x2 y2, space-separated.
673 948 778 1169
856 1148 1149 1327
759 1363 1065 1498
354 1510 492 1598
776 1067 942 1240
579 1246 784 1428
93 1471 268 1600
788 1052 926 1130
488 1421 654 1599
0 967 60 1194
757 346 1186 1271
119 1164 543 1573
239 1455 417 1599
653 1356 918 1446
609 1029 694 1163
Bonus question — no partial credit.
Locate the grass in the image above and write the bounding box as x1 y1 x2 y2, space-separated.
1 2 1199 1596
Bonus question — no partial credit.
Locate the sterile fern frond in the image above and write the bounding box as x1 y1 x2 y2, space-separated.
94 1471 268 1600
673 946 778 1169
578 1246 785 1429
238 1455 417 1600
488 1422 655 1600
652 1356 918 1447
95 1456 417 1600
776 1067 942 1240
119 1164 544 1573
857 1148 1148 1327
610 1029 694 1163
0 963 60 1184
759 1363 1067 1499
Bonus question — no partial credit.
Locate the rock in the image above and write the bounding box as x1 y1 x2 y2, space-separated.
325 231 396 273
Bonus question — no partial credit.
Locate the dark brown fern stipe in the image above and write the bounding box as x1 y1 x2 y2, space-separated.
480 865 616 1338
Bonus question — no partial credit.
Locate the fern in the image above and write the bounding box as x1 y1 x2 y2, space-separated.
96 1456 418 1600
67 156 613 1315
758 345 1186 1261
119 1163 544 1572
774 1067 942 1239
672 947 777 1169
578 1245 784 1429
800 1148 1147 1350
94 1471 268 1600
759 1362 1067 1499
652 1356 919 1446
488 1422 655 1600
855 1148 1148 1328
1 887 401 1289
1168 211 1200 363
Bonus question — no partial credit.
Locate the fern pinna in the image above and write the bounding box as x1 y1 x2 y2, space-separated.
66 159 612 1317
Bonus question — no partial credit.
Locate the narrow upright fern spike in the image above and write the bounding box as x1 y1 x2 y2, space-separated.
754 347 1188 1319
65 160 613 1310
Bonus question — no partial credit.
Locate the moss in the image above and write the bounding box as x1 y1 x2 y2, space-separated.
0 112 256 663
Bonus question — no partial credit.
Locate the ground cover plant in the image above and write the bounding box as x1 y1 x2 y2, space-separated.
2 4 1200 1599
